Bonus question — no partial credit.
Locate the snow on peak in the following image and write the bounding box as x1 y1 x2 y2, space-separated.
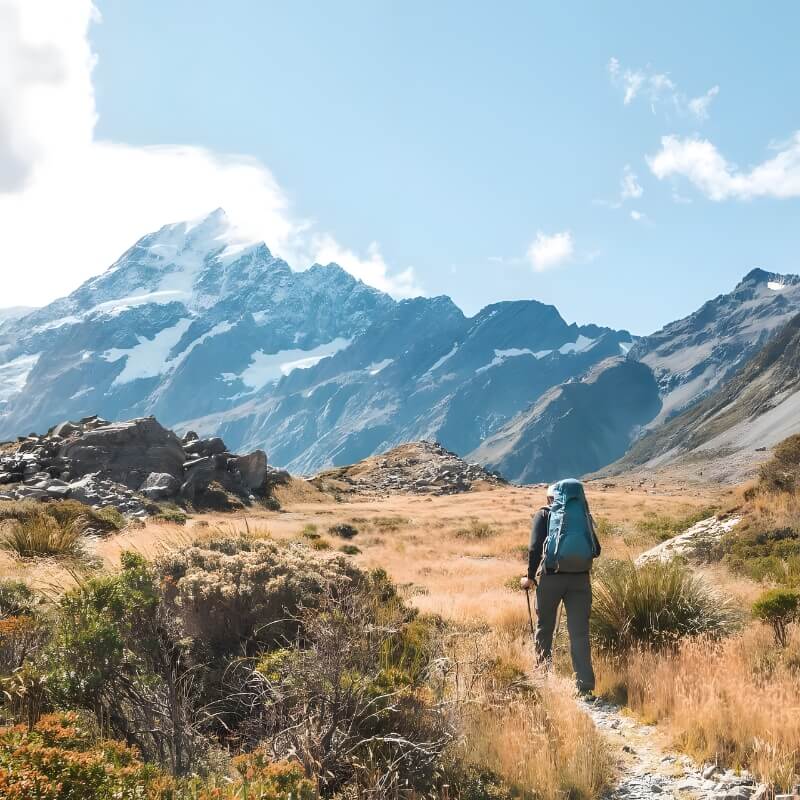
767 281 786 292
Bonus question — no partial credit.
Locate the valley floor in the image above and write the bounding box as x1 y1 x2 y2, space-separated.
4 477 789 798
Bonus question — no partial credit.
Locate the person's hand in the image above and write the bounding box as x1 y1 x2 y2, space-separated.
520 576 535 591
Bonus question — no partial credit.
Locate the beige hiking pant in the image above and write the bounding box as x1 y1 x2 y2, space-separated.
534 572 595 692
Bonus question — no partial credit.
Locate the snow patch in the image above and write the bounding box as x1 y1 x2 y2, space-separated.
619 341 634 354
367 358 393 375
0 353 40 401
238 338 352 391
767 281 786 291
558 335 595 354
426 343 459 374
475 347 552 374
102 319 193 387
69 387 93 401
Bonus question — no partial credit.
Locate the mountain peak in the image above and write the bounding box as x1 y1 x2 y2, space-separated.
738 267 800 288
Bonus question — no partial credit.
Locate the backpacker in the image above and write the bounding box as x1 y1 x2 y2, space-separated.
543 478 598 573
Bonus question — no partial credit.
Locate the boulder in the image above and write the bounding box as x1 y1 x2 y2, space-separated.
50 420 80 439
58 417 185 489
180 454 249 503
140 472 181 500
183 436 227 458
232 449 267 492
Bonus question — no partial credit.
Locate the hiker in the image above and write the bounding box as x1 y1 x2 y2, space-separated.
520 478 601 695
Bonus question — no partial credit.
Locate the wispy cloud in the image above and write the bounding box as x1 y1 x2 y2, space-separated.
608 57 719 120
0 0 420 306
620 165 643 200
527 231 574 272
647 133 800 200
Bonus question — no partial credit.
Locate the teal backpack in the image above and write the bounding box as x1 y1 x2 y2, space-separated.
543 479 598 573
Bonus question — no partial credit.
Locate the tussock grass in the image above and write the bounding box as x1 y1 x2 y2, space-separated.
595 623 800 791
454 519 497 539
0 510 85 559
591 559 739 652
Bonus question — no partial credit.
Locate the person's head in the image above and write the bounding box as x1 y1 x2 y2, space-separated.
546 483 557 504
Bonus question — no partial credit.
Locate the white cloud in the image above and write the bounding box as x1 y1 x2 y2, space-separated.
608 57 718 120
527 231 574 272
0 0 419 307
620 165 643 200
309 234 422 296
687 85 719 120
647 133 800 201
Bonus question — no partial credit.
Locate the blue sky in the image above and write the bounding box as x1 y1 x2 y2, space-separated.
4 2 799 335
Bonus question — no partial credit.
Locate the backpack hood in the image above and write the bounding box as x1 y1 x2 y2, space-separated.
551 478 586 503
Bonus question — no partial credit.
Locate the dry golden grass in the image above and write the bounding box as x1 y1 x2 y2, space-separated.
595 623 800 790
0 479 742 798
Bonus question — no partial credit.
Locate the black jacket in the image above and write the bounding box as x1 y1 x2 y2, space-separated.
527 506 601 579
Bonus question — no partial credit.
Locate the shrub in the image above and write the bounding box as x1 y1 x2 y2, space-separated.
759 434 800 494
753 589 800 647
226 582 451 796
301 523 320 540
188 754 315 800
339 544 361 555
455 520 497 540
0 581 38 619
154 507 188 525
43 552 206 774
0 499 123 535
591 559 738 652
0 711 171 799
329 523 358 539
157 536 361 657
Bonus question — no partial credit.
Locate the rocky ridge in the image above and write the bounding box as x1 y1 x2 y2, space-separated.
0 415 286 517
311 440 506 496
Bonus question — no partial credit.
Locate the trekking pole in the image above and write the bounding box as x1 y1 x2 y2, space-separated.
524 586 536 640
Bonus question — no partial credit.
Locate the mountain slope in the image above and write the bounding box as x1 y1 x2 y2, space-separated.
632 268 800 424
470 357 661 483
615 311 800 476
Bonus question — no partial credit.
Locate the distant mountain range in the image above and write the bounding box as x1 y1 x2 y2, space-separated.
2 209 799 482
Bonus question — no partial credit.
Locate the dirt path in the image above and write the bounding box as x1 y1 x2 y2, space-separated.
584 697 764 800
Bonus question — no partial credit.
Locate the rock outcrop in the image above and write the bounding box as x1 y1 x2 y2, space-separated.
0 415 273 516
635 515 741 565
311 440 506 496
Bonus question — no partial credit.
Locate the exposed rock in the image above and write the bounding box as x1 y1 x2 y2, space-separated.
311 440 506 496
140 472 181 501
232 449 268 492
636 515 741 566
0 415 278 516
59 417 185 489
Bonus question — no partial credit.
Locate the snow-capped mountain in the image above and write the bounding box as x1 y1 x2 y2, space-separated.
3 210 800 482
0 210 633 475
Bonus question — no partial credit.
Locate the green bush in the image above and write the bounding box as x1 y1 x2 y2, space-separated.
758 434 800 493
591 559 738 652
329 523 358 539
154 507 188 525
339 544 361 555
752 588 800 647
0 580 38 619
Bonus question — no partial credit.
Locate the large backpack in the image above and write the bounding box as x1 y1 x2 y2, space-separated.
543 479 598 573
